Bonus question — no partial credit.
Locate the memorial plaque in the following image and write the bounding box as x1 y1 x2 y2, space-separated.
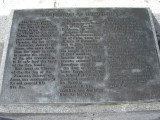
0 8 160 103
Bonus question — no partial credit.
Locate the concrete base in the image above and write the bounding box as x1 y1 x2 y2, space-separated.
0 111 160 120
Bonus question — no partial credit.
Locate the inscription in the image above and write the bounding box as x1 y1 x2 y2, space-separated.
59 18 105 97
11 20 58 89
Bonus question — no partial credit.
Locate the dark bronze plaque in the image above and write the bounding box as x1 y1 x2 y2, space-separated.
1 8 160 103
